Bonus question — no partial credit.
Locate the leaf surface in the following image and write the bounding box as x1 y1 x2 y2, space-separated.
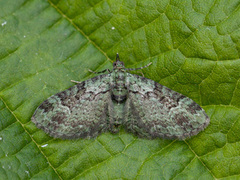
1 0 240 179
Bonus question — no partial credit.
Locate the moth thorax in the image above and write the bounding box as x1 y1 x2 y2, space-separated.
115 70 126 80
111 92 127 103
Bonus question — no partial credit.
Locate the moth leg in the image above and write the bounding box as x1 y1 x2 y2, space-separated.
128 70 145 77
139 71 144 77
126 62 152 71
88 69 111 74
71 80 82 83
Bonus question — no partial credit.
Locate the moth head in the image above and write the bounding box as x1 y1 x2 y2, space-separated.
113 53 125 69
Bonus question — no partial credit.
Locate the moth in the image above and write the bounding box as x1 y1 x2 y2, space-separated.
32 54 209 140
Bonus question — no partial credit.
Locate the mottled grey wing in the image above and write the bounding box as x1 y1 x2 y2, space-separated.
32 74 111 139
124 74 209 140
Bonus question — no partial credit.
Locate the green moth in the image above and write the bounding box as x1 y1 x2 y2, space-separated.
32 54 209 139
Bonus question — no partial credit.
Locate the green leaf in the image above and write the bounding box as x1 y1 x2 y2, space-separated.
0 0 240 179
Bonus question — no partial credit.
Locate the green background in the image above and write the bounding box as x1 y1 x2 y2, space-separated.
1 0 240 179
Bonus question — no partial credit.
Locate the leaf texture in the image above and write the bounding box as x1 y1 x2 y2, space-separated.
0 0 240 179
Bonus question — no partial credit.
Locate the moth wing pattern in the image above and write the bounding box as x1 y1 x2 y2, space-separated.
32 74 111 139
124 73 210 140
